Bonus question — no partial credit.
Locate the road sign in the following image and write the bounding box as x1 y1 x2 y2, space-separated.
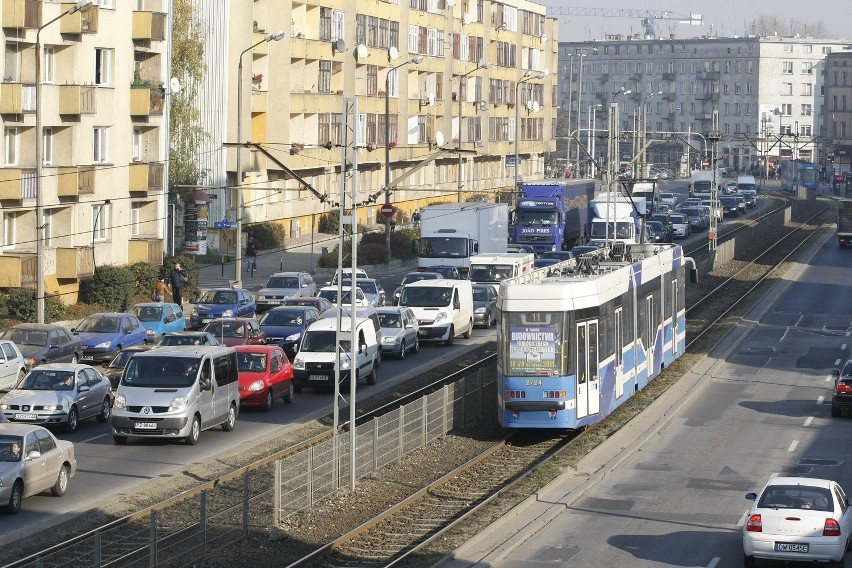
380 203 395 218
505 156 522 167
213 220 238 229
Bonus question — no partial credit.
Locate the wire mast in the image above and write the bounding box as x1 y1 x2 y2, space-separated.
546 7 703 38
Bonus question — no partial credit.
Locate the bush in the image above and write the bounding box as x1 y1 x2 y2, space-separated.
360 230 416 261
127 261 163 301
0 289 67 323
247 222 286 250
318 209 341 233
358 243 387 265
84 266 136 312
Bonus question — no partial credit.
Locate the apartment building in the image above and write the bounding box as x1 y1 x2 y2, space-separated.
0 0 169 303
189 0 557 252
823 47 852 174
558 34 848 174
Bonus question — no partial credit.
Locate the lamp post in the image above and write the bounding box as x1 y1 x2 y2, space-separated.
637 91 662 178
457 59 490 202
384 55 423 262
573 47 595 176
586 103 601 178
234 30 285 289
35 0 95 324
565 55 574 175
589 104 603 178
513 70 544 203
92 199 111 275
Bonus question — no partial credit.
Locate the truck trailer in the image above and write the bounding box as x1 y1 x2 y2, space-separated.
511 179 596 253
838 199 852 247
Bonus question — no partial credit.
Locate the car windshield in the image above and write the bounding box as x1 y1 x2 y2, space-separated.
379 313 402 328
265 276 300 288
515 210 557 226
129 305 163 323
205 321 245 338
18 369 75 391
318 289 355 303
283 298 317 307
237 352 267 373
198 291 238 305
472 287 490 301
159 334 206 346
343 280 377 294
108 350 138 369
541 252 572 260
758 485 833 512
301 330 350 352
670 215 686 223
470 265 513 282
261 311 304 326
402 274 437 286
1 328 47 347
400 286 452 308
419 236 467 258
0 436 23 462
123 356 201 388
77 316 120 334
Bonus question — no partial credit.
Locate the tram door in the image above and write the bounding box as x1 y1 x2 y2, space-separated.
576 321 600 418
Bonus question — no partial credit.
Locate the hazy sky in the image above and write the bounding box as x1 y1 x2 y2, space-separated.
542 0 851 43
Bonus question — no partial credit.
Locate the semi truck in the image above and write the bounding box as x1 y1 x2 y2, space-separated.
587 193 647 245
511 179 596 253
418 203 509 277
838 199 852 247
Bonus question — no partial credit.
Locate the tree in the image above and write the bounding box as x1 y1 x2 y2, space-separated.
744 15 832 38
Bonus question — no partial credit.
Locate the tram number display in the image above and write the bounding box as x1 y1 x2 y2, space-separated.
508 325 559 375
524 379 543 386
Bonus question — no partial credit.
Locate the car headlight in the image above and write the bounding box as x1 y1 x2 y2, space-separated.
114 394 126 410
249 380 265 391
285 333 301 341
222 309 234 317
339 355 351 370
191 309 198 316
292 357 305 370
474 307 485 314
434 312 447 324
146 329 156 338
0 404 6 410
168 396 188 412
258 295 268 301
95 341 112 349
42 404 63 411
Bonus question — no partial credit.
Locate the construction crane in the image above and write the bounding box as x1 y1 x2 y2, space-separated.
546 7 704 39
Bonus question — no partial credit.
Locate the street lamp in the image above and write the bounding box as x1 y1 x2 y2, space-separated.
456 59 490 202
234 29 285 289
586 103 602 178
635 90 662 178
589 104 602 178
35 0 95 323
513 70 545 202
384 55 423 262
573 47 595 176
92 199 111 275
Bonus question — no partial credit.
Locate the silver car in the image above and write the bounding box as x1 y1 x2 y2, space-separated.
0 340 26 391
0 423 77 513
376 307 419 358
472 284 498 328
0 364 113 433
256 272 317 313
342 278 386 307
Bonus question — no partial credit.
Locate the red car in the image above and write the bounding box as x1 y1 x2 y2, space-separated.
201 318 266 347
235 345 294 411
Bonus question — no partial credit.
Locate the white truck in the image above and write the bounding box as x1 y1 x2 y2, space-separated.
418 203 509 278
468 252 535 292
689 169 722 198
587 193 647 245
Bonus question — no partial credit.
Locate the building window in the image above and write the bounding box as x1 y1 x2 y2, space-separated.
4 127 17 165
782 61 793 74
3 211 18 249
131 203 140 236
43 46 55 83
93 0 114 7
43 127 53 166
801 61 813 75
94 48 113 85
318 61 331 93
320 8 332 40
801 104 812 116
780 103 792 116
781 83 793 96
783 44 793 52
803 44 813 53
92 204 109 241
132 128 142 162
800 124 812 136
93 126 110 163
366 65 377 96
802 83 813 96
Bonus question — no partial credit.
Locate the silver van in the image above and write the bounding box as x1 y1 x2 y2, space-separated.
110 346 239 445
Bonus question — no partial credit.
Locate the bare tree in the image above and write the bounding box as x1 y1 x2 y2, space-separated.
744 14 833 37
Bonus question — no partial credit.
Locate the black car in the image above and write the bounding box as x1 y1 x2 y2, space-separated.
645 220 666 243
719 196 739 217
429 265 462 280
832 361 852 417
539 251 574 262
392 272 444 305
156 331 221 347
650 213 674 242
259 306 320 361
101 345 153 389
681 207 706 232
0 323 83 370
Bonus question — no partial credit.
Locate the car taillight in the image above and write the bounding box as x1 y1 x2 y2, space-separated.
824 518 841 536
746 514 762 532
838 384 852 394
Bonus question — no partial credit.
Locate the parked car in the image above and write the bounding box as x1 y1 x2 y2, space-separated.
189 288 256 329
259 306 321 361
235 345 294 411
256 272 317 313
317 286 367 307
0 341 26 391
392 272 444 305
341 278 386 307
0 324 82 370
0 364 112 433
376 307 419 359
0 423 77 513
472 284 498 328
539 251 574 262
157 331 221 347
281 295 333 314
669 213 690 239
201 318 267 347
533 257 561 269
102 345 154 389
128 302 185 343
73 313 149 365
743 476 852 566
429 265 462 280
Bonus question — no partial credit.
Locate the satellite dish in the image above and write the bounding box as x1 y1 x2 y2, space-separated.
462 14 472 25
428 93 435 106
540 34 548 43
388 46 400 61
447 0 456 6
435 131 445 146
532 100 540 112
542 68 550 77
526 100 533 111
478 101 487 111
356 44 369 59
169 77 181 94
333 38 347 53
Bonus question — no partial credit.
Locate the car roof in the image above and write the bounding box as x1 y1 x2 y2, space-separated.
376 306 408 314
0 423 51 436
765 477 833 489
234 344 279 353
133 302 182 308
7 323 69 331
307 316 370 332
32 363 92 372
268 305 313 312
268 271 308 277
404 279 467 289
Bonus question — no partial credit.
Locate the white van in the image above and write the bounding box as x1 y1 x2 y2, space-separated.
111 346 239 445
292 316 379 391
468 253 535 293
737 175 758 193
399 280 474 346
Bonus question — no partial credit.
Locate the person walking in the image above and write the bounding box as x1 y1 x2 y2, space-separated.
152 277 169 303
246 238 259 274
170 263 188 308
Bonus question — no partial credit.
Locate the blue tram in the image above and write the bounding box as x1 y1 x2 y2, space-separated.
779 160 820 192
497 243 693 429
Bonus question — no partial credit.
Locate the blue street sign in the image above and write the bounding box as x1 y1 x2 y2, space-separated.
505 156 522 167
214 221 238 229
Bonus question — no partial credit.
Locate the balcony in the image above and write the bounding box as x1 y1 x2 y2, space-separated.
128 238 164 265
251 90 268 113
0 254 36 288
58 85 97 115
130 86 164 116
252 32 271 55
55 247 94 279
0 168 37 200
0 83 36 114
2 0 41 29
128 162 164 193
59 2 98 34
77 166 99 195
696 71 720 81
132 11 166 41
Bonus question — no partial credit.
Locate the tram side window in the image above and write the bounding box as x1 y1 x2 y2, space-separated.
622 293 634 344
599 302 613 361
663 272 673 319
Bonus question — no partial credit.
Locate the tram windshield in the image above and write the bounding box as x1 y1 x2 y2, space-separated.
502 312 565 377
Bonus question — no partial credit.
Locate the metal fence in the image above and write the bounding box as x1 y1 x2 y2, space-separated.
273 366 496 525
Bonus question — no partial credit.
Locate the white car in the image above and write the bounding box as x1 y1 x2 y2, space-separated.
669 213 690 239
743 476 852 566
316 286 367 307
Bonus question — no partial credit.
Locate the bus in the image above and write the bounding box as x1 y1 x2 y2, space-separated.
779 160 820 192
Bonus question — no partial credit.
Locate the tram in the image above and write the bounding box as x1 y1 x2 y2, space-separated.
779 160 820 192
497 243 694 429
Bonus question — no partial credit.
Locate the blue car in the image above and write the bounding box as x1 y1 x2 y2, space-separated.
259 306 320 361
128 302 186 343
189 288 256 329
73 313 149 364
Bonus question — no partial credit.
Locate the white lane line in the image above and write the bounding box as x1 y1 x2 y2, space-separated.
770 472 779 479
788 440 799 452
804 416 814 427
817 395 825 405
706 557 720 568
842 344 847 350
836 359 842 366
828 375 834 382
81 433 109 443
737 511 749 527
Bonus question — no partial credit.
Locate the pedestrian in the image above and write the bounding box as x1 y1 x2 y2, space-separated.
246 238 259 273
170 262 188 307
151 277 169 303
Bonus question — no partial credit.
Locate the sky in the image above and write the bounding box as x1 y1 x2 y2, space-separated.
541 0 850 43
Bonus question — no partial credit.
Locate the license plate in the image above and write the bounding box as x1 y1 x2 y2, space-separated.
202 319 212 324
775 543 808 553
308 374 327 381
15 413 36 420
134 422 157 430
419 330 428 336
81 355 94 360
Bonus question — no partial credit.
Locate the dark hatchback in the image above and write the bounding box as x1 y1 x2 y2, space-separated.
645 220 666 243
259 306 321 361
719 196 739 217
0 324 82 370
832 361 852 417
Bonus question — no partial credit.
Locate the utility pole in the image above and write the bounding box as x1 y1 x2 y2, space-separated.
707 109 721 252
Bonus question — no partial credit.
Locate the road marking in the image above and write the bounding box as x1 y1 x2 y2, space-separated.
737 511 749 527
706 557 720 568
770 472 779 479
788 440 799 452
828 375 834 382
817 395 825 405
804 416 813 427
836 359 842 366
842 344 847 350
81 433 109 443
